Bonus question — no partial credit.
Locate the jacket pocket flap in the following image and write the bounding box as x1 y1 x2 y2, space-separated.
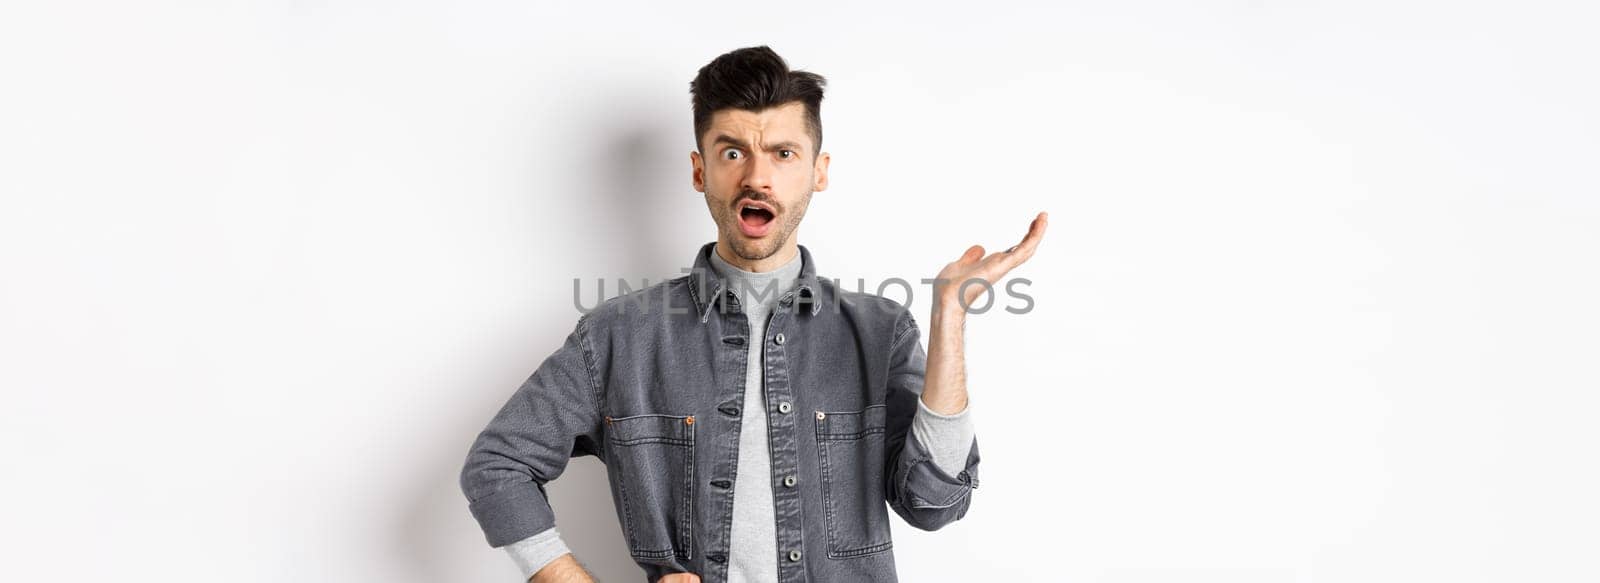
607 413 694 446
815 404 886 440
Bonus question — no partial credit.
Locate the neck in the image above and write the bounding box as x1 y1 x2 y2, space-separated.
714 237 800 273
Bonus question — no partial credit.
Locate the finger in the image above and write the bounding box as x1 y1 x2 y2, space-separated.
1002 211 1048 266
972 213 1048 280
956 244 984 265
1017 211 1048 253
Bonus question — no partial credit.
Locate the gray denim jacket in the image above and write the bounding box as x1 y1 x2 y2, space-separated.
459 242 981 583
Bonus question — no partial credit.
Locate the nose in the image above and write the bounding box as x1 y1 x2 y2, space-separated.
741 150 775 193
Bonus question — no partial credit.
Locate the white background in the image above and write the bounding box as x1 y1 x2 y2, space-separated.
3 1 1597 581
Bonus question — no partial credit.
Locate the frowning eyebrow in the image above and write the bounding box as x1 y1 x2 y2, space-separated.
711 134 804 153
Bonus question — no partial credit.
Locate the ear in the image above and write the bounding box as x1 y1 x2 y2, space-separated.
690 150 706 193
812 151 831 192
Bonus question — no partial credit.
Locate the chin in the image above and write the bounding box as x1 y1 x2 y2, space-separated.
728 235 781 260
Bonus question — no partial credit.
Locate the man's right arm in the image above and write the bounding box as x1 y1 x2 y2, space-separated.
459 313 605 579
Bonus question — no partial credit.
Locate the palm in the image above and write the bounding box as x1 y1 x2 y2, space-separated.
934 212 1048 310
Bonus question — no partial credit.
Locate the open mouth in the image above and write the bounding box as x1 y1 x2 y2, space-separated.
740 203 775 226
736 199 780 238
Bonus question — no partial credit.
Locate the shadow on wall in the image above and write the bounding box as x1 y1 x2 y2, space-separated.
394 94 687 582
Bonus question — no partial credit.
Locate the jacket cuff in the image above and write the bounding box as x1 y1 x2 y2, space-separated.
467 481 558 547
894 424 980 511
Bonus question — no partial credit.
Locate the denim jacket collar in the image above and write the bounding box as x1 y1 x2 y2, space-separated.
688 241 821 323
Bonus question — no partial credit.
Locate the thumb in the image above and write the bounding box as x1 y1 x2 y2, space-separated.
960 244 984 264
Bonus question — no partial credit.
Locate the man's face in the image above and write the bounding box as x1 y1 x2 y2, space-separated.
691 101 830 264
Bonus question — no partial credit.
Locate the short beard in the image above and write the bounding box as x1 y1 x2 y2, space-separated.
717 190 810 262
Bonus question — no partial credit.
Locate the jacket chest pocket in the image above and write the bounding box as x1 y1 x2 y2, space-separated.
814 404 894 558
606 413 696 563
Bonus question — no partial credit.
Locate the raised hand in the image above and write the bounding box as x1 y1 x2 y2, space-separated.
659 573 702 583
933 211 1048 313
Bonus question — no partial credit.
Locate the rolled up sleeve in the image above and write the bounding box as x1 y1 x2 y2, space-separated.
882 308 981 532
459 313 606 548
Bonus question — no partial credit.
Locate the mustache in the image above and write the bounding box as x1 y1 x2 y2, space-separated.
734 190 781 214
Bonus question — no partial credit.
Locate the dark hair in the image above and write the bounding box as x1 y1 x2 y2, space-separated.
690 45 827 156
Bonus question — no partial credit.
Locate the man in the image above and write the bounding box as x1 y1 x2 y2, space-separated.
460 45 1047 583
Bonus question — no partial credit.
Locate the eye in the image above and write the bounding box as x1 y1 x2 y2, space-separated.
721 148 742 161
779 149 795 159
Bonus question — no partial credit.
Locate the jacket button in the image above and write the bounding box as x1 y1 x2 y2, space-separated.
774 332 786 345
778 401 792 414
783 475 797 487
788 550 802 562
708 552 727 564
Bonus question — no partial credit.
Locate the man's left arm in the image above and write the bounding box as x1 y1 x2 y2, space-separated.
883 310 979 532
884 211 1048 530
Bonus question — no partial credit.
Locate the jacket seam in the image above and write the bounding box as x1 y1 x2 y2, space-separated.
575 312 605 423
889 308 918 353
